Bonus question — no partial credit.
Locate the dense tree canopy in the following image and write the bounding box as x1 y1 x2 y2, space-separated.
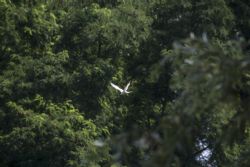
0 0 250 167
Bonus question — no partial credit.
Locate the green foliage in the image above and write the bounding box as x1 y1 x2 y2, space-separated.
0 0 59 61
1 0 250 166
151 0 234 46
227 0 250 39
0 51 70 101
56 3 152 120
0 95 109 167
150 37 250 167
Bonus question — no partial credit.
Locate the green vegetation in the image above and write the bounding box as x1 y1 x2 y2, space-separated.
0 0 250 166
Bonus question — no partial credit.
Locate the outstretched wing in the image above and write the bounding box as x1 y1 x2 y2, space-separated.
124 81 131 91
110 82 123 92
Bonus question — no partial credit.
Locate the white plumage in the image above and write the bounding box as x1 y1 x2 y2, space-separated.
110 82 131 94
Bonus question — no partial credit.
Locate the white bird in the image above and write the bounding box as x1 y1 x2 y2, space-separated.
110 81 132 94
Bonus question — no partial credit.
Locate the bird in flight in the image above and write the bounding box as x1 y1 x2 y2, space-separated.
110 81 132 94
